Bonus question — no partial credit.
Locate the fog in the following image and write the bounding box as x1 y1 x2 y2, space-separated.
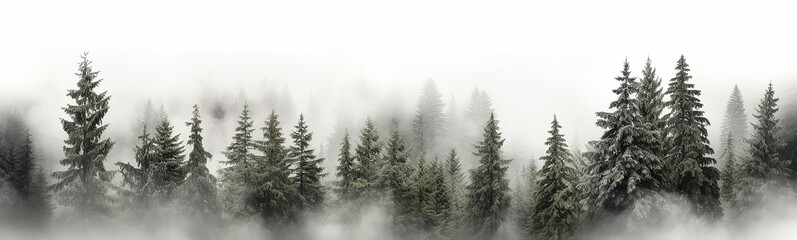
2 0 797 239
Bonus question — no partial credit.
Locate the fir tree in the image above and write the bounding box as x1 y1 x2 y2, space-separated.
429 160 454 239
733 83 788 215
51 53 116 219
719 85 749 166
289 114 326 212
219 103 258 218
116 125 156 207
664 55 722 220
7 132 53 225
465 112 510 240
251 110 299 224
720 133 737 205
638 57 668 157
179 105 220 219
151 116 186 200
443 148 466 233
334 130 357 203
379 122 413 233
412 79 447 158
582 60 665 226
353 118 382 201
529 116 579 240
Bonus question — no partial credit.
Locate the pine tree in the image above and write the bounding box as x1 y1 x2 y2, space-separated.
429 160 454 239
719 85 749 166
733 83 788 215
179 105 220 219
582 60 665 226
251 110 299 224
151 116 186 200
51 53 116 219
353 118 382 201
529 116 579 240
6 132 54 226
465 112 510 240
219 103 258 218
116 125 156 207
334 130 357 203
289 114 325 212
379 122 413 233
443 148 466 232
664 55 722 220
466 88 494 127
638 57 668 157
720 133 737 204
412 79 447 158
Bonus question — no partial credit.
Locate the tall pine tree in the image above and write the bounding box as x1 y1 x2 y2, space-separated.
638 57 668 157
179 105 220 219
529 116 579 240
289 114 326 212
412 79 447 158
465 112 510 240
116 125 156 207
582 60 665 227
51 53 116 219
219 103 258 218
334 130 357 204
378 122 414 233
251 110 299 224
664 55 722 220
733 83 788 215
720 133 737 205
719 85 748 166
352 118 382 201
150 116 186 200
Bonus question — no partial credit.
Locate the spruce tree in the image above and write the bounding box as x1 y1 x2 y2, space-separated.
7 132 53 225
51 53 116 219
151 116 186 200
664 55 722 220
720 133 737 205
379 122 413 233
429 160 454 239
252 110 299 224
719 85 748 166
116 125 156 207
465 112 510 240
334 130 357 203
582 60 665 226
638 57 668 157
412 79 447 158
733 83 788 214
529 116 579 240
443 148 466 233
353 118 382 201
219 103 258 218
289 114 325 212
179 105 220 219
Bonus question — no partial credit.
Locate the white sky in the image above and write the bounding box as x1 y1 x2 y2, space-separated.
1 0 796 170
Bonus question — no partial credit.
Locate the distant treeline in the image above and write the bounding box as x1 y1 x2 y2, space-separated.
1 53 796 240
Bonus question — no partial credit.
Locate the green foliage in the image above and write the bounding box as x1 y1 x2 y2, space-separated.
413 79 447 158
334 130 357 203
151 116 186 200
664 55 722 220
50 53 116 220
529 116 579 240
219 104 258 218
378 123 414 233
720 85 749 166
179 105 220 219
465 113 510 240
251 110 299 224
289 114 326 212
720 133 737 205
582 60 665 226
352 119 382 201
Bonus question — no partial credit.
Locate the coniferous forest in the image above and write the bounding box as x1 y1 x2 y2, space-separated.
1 51 796 240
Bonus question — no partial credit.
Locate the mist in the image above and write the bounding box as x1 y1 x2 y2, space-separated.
2 0 797 239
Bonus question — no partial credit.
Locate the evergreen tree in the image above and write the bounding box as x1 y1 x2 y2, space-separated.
465 112 510 240
289 114 326 212
466 88 494 127
733 83 788 214
719 85 749 166
251 110 299 224
219 103 258 218
720 133 737 205
334 130 357 203
353 119 382 201
412 79 447 158
116 125 156 207
379 122 413 233
151 116 186 200
582 60 665 226
664 55 722 220
179 105 220 219
6 132 53 225
429 160 454 239
529 116 579 240
51 53 116 219
638 57 668 157
443 148 466 232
